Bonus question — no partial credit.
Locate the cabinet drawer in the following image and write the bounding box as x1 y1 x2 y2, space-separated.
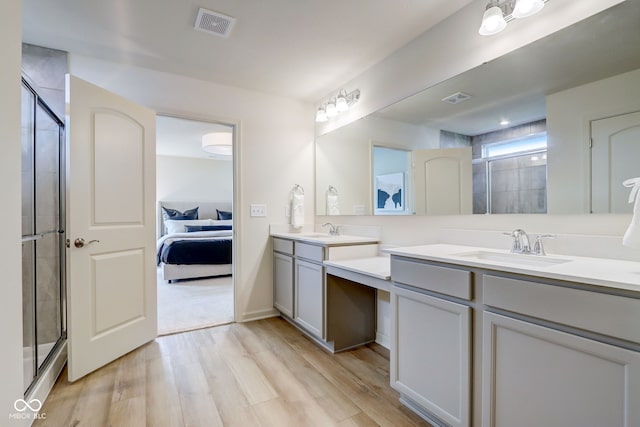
295 242 324 262
273 238 294 255
483 274 640 344
391 257 472 300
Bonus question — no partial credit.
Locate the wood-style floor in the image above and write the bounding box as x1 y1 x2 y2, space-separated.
34 317 432 427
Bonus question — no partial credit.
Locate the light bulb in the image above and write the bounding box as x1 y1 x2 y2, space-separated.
479 5 507 35
326 100 338 117
315 107 327 122
336 94 348 112
512 0 544 18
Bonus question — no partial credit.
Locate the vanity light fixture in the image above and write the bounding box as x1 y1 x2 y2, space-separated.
479 0 548 36
202 132 232 157
315 89 360 122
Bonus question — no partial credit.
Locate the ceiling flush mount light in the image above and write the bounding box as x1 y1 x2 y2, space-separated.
479 0 548 36
315 89 360 122
202 132 232 158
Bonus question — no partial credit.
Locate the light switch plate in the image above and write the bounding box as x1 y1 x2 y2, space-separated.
250 204 267 217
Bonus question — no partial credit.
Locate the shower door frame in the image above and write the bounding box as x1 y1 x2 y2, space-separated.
21 75 67 396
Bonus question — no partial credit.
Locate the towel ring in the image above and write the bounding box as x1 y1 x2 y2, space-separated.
291 184 304 195
327 185 338 196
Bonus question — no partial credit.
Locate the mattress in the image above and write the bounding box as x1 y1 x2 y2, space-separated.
157 230 232 265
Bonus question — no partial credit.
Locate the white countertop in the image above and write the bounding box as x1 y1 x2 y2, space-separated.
324 256 391 281
385 244 640 293
271 231 379 246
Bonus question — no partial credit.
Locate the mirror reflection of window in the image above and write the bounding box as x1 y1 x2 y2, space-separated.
472 122 548 214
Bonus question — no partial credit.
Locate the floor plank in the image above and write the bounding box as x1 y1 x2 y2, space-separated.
34 317 432 427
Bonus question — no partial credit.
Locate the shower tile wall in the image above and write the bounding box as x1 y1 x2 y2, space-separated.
471 119 547 214
22 44 67 119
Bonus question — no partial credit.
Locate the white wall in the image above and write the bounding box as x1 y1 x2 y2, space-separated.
69 55 315 322
156 155 232 203
547 68 640 214
0 0 27 424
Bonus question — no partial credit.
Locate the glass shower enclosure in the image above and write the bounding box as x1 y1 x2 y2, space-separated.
21 76 66 394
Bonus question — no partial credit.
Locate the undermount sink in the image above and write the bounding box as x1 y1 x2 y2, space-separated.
454 250 571 268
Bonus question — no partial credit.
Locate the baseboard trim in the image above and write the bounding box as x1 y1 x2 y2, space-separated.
25 341 67 426
239 308 279 322
376 332 390 349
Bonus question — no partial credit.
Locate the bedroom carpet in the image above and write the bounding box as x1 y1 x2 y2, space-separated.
157 268 234 335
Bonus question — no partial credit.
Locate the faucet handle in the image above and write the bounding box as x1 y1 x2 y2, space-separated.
503 230 522 252
532 234 556 256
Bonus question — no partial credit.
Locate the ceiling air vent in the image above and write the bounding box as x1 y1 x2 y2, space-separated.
441 92 472 105
194 8 235 38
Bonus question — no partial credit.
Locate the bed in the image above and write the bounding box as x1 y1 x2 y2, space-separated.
157 201 233 282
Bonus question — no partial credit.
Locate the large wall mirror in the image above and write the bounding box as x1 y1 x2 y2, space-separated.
316 1 640 216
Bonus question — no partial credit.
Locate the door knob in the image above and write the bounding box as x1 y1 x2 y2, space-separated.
74 238 100 248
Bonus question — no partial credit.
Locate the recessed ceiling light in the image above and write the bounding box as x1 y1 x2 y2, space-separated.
500 119 510 126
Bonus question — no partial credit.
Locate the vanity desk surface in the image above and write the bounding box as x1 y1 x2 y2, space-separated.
385 243 640 293
324 256 391 292
270 231 379 246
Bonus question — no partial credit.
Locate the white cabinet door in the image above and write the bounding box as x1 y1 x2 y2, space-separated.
391 285 471 427
273 252 294 317
483 312 640 427
294 259 324 339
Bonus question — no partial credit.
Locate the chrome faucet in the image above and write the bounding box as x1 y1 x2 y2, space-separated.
322 222 340 236
504 229 531 254
532 234 556 256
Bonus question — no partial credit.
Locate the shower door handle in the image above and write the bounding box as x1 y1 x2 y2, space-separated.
74 238 100 248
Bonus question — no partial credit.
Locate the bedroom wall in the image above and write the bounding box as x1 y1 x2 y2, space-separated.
156 155 233 204
0 0 28 424
69 54 315 322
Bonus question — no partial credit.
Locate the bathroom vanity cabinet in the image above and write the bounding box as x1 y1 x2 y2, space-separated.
390 260 472 427
387 246 640 427
481 274 640 427
272 234 379 350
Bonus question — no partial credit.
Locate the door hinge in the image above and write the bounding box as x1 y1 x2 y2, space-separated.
589 137 593 149
65 239 70 248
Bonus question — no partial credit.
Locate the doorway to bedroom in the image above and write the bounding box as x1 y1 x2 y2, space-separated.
155 114 235 335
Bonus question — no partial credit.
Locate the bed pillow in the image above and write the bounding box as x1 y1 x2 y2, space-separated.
162 206 199 221
184 225 232 232
210 219 233 227
164 219 212 235
216 209 232 220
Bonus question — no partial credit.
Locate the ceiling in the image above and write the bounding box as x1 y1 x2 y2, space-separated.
156 115 232 160
373 1 640 136
22 0 474 103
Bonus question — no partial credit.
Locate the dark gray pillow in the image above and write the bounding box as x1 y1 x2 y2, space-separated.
216 209 232 220
162 206 198 221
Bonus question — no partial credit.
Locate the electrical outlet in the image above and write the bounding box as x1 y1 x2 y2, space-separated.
250 204 267 217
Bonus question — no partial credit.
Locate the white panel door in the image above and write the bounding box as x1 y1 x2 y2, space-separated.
66 75 157 381
591 111 640 213
482 312 640 427
413 147 472 215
